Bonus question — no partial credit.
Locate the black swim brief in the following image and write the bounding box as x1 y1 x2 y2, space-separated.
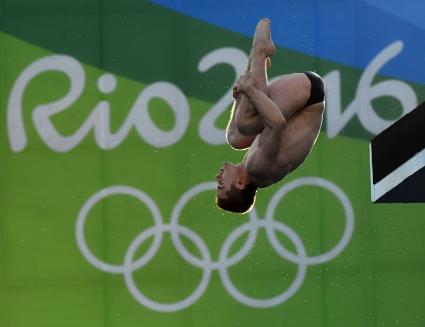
304 71 325 107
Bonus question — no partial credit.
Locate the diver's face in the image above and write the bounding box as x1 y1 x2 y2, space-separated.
216 162 239 198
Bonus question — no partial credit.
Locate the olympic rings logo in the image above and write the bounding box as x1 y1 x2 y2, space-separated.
75 177 354 312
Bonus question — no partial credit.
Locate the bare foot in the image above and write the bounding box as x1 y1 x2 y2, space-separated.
252 18 276 57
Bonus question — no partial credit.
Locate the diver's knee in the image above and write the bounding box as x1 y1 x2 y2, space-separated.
226 132 252 150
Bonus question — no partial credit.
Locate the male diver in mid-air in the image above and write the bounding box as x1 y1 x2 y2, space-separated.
216 18 325 213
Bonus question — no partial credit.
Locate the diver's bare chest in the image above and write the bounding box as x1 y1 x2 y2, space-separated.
244 136 292 187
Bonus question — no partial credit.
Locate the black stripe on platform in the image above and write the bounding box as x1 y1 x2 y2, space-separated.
375 166 425 203
371 102 425 184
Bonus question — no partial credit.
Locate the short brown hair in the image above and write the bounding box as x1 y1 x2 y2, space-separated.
216 183 257 214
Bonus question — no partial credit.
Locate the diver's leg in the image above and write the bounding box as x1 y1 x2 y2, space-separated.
249 18 275 93
266 71 325 171
226 19 275 149
267 71 325 120
278 101 325 173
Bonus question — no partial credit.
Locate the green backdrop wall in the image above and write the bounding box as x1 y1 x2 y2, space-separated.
0 1 424 326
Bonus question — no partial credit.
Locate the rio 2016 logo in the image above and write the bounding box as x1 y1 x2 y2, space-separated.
75 177 354 312
7 40 417 152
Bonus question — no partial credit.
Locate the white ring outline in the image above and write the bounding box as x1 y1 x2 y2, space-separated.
75 177 355 311
123 224 212 312
76 185 163 274
265 177 354 265
169 182 260 270
218 219 307 307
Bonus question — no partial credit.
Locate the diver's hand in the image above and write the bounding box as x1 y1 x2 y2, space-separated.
236 72 255 92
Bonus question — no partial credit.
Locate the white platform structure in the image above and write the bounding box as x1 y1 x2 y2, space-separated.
370 102 425 203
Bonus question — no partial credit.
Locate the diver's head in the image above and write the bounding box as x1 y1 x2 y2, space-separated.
215 162 257 213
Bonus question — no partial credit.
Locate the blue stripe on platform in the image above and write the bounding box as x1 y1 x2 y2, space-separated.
150 0 425 85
